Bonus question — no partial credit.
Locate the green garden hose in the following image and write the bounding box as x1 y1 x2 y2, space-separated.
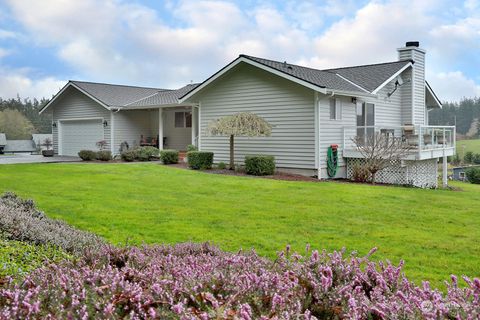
327 145 339 178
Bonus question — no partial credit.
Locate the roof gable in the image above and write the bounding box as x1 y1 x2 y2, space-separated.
70 81 164 107
181 55 414 102
325 60 412 93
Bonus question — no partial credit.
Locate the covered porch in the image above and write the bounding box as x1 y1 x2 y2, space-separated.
111 105 199 155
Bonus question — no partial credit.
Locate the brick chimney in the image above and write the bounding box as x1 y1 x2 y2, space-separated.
397 41 426 125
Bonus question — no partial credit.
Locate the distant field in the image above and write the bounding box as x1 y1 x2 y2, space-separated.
456 139 480 155
0 163 479 289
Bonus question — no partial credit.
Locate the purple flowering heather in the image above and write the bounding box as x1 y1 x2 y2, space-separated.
0 243 479 319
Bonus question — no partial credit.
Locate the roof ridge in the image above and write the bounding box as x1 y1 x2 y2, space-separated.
240 54 333 74
323 59 413 71
70 80 168 91
240 54 412 74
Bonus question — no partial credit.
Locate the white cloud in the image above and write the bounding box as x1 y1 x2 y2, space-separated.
428 71 480 102
1 0 480 101
0 68 65 99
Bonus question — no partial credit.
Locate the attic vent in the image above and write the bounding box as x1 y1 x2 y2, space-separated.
283 61 293 70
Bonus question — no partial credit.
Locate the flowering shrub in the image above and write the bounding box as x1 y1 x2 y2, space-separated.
0 192 104 254
1 242 479 319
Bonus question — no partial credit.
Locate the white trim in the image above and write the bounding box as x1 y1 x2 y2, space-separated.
39 82 111 114
335 74 370 93
56 117 105 122
317 96 322 179
158 107 164 150
118 103 197 110
371 62 413 94
314 92 319 169
198 102 202 150
425 81 442 108
110 112 115 155
180 57 328 102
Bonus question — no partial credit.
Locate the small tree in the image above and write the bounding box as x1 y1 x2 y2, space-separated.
352 133 412 184
208 112 272 170
96 140 107 151
43 138 52 150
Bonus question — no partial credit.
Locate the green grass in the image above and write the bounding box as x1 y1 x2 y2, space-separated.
0 163 479 288
456 139 480 156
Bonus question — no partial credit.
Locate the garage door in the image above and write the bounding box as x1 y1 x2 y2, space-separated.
60 119 104 156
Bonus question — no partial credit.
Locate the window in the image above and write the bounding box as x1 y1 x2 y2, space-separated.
459 172 465 180
329 98 342 120
175 111 192 128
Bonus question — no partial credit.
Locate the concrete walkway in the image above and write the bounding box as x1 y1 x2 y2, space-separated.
0 153 80 164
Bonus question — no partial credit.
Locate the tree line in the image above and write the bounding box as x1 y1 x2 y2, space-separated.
0 96 51 139
429 97 480 139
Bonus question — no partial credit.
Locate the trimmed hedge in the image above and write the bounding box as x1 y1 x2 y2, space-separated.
245 155 275 176
187 151 214 170
96 150 112 161
121 149 136 162
160 149 179 164
466 167 480 184
78 150 96 161
120 147 159 162
136 146 160 161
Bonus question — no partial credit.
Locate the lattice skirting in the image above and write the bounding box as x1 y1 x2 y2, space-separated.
346 158 438 188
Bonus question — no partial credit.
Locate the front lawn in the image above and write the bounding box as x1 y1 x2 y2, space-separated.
0 163 479 288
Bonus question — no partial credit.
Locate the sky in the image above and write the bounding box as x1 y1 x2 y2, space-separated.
0 0 479 103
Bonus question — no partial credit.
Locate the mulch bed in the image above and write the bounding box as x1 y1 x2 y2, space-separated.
169 162 320 182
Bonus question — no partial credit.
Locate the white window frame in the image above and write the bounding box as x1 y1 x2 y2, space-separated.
329 98 342 120
174 111 192 128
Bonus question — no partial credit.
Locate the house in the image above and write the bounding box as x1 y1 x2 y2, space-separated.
40 41 455 188
39 81 199 155
452 165 480 181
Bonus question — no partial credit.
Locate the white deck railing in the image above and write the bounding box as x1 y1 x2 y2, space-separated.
342 125 456 153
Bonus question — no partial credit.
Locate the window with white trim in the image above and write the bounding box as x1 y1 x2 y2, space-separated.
174 112 192 128
329 98 342 120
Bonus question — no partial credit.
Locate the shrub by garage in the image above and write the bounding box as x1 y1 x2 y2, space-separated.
187 151 214 170
160 149 179 164
78 150 97 161
245 155 275 176
96 151 112 161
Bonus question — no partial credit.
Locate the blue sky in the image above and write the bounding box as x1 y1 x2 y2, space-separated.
0 0 479 102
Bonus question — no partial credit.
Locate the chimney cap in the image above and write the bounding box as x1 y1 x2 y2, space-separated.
405 41 420 47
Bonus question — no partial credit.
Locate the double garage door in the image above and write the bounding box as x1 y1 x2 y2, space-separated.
60 119 104 156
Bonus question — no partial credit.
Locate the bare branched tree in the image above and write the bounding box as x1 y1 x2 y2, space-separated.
352 133 412 184
208 112 272 170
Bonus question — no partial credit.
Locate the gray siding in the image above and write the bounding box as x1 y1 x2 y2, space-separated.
164 109 192 150
113 109 157 153
198 63 315 169
51 86 110 154
318 95 356 172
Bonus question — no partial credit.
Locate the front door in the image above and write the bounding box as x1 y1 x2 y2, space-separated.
356 102 375 145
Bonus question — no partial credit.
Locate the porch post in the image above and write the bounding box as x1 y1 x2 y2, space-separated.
442 155 448 188
158 107 164 150
191 106 198 147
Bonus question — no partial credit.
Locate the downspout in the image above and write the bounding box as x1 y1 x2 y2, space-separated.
317 92 322 179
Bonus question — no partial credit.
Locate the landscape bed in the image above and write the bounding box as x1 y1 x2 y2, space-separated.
0 163 478 289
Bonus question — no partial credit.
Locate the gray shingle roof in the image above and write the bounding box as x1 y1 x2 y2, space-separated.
325 60 412 92
241 55 412 94
71 81 167 107
126 83 200 108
